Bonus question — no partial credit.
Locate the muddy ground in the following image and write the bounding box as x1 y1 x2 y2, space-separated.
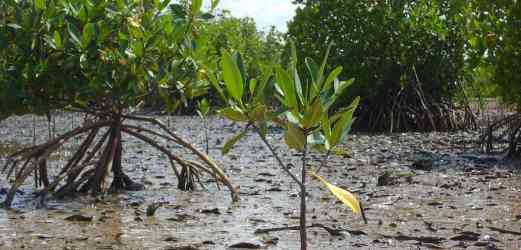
0 114 520 250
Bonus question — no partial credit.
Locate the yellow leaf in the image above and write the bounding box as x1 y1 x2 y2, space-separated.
310 172 361 214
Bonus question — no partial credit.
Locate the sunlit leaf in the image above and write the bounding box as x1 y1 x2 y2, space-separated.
330 97 359 146
53 31 63 49
322 66 343 92
275 67 297 109
35 0 46 10
221 52 244 104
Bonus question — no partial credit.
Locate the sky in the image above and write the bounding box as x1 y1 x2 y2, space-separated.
213 0 298 32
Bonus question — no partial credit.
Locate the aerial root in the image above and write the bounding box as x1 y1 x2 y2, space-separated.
480 113 521 157
1 114 239 208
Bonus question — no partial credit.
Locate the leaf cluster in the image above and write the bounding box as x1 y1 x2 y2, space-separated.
0 0 212 116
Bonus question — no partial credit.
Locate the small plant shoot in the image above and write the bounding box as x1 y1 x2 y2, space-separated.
213 42 366 250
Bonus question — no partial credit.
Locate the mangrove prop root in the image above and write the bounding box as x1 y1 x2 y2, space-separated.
2 113 239 208
480 113 521 157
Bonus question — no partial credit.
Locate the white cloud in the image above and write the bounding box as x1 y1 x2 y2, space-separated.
213 0 297 32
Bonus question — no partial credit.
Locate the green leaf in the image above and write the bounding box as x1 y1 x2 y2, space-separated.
222 129 247 154
198 98 210 116
233 52 246 81
53 31 63 49
324 78 355 109
208 72 227 101
79 6 88 23
294 69 304 105
305 58 319 85
321 113 332 141
323 66 343 92
334 78 354 95
191 0 203 15
7 23 22 29
157 0 171 11
132 41 144 57
275 67 297 109
249 78 257 97
285 123 306 151
35 0 46 10
317 43 333 87
218 107 248 122
302 100 323 129
330 97 359 146
221 52 244 104
67 22 82 48
211 0 220 10
82 23 96 48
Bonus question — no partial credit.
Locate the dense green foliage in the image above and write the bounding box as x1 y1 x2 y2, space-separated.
465 1 521 109
200 13 284 78
0 0 212 116
0 0 239 208
289 0 469 131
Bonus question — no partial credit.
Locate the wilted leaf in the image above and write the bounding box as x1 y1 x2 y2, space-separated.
310 172 361 214
250 104 267 122
218 107 248 122
285 123 306 151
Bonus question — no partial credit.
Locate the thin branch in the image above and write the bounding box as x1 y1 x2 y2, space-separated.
253 126 303 187
314 150 331 175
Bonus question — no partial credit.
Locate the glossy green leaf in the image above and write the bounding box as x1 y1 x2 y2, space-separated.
221 52 244 104
275 67 297 109
331 97 359 146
